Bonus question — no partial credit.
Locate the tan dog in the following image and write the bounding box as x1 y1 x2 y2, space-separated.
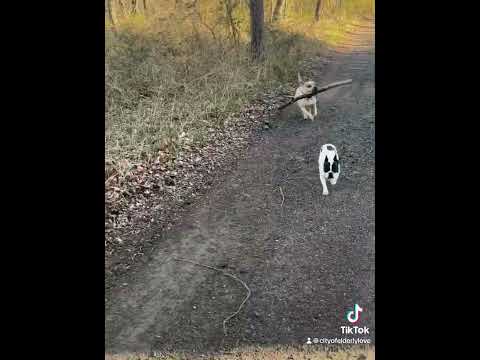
295 73 318 120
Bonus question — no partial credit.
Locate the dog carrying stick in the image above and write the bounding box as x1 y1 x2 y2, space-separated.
278 79 353 110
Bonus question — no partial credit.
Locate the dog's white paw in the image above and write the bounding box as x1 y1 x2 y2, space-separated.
322 190 329 196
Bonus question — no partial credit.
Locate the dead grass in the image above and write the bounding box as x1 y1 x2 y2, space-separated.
105 14 320 181
105 345 374 360
104 1 374 213
105 1 374 182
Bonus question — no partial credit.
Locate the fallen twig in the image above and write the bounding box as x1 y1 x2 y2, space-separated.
168 256 251 336
278 79 353 110
186 70 218 85
279 186 285 207
105 172 118 186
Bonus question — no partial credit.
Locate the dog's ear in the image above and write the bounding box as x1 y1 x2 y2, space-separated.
297 73 303 84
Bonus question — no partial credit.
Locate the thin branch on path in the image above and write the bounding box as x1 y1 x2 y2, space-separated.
278 79 353 110
279 186 285 207
167 256 251 336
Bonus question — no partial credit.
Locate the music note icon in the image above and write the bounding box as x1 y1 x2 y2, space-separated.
346 304 363 323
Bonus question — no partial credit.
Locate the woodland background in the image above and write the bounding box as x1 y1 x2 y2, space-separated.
105 0 374 182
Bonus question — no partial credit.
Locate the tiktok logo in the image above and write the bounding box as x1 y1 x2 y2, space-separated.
346 304 363 324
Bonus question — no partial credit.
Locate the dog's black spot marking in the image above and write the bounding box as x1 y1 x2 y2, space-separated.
323 160 331 173
332 159 339 173
326 145 335 151
332 155 339 173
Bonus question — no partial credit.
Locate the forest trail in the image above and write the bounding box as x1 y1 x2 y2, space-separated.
106 18 375 354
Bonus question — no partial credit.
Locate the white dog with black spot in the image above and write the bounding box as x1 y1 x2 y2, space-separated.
295 73 318 121
319 144 340 195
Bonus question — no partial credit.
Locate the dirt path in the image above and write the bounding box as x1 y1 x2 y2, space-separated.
106 20 375 354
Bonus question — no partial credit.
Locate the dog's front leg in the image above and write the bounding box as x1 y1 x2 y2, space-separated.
304 105 314 121
307 105 315 121
299 104 313 121
313 102 318 118
319 174 329 195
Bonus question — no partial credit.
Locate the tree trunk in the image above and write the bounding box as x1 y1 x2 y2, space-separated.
314 0 322 22
117 0 125 18
272 0 284 22
106 0 115 26
250 0 264 61
269 0 273 22
142 0 147 13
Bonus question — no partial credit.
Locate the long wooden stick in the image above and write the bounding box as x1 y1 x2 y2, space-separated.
278 79 353 110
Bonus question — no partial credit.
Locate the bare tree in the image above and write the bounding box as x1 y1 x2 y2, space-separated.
106 0 115 26
272 0 284 22
269 0 273 22
249 0 264 60
117 0 125 18
223 0 240 44
314 0 322 22
131 0 137 15
193 3 218 40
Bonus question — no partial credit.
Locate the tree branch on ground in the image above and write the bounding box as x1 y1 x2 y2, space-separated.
167 256 251 336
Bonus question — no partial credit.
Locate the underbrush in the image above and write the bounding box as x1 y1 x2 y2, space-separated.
105 18 321 180
105 0 374 185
